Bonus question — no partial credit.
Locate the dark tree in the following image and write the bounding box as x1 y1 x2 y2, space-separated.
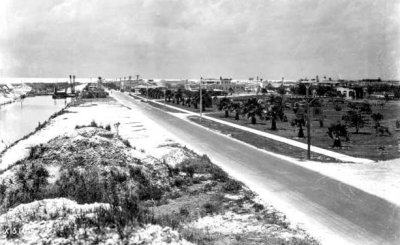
342 110 367 134
218 97 232 118
327 123 349 148
291 118 305 138
241 98 264 124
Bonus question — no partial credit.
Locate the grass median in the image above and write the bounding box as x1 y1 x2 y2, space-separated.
188 115 341 163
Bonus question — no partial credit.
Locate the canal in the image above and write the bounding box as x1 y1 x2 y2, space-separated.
0 96 70 151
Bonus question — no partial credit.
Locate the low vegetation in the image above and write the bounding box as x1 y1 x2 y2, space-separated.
142 84 400 161
0 125 319 244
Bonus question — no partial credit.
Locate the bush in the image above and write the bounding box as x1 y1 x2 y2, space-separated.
203 183 213 192
1 162 49 210
122 139 131 148
253 203 264 212
138 184 163 201
105 124 111 131
203 202 219 215
181 164 195 178
264 211 289 228
222 179 242 193
27 144 46 160
128 166 149 186
54 222 76 238
210 165 228 182
173 176 185 187
179 207 190 216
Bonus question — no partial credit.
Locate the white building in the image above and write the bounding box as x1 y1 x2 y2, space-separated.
336 87 355 99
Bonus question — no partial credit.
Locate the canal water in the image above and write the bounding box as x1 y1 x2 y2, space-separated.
0 96 70 150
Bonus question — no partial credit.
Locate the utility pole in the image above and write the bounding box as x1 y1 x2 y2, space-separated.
306 81 313 160
200 77 203 120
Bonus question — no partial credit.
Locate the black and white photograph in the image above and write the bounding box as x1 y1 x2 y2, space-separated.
0 0 399 244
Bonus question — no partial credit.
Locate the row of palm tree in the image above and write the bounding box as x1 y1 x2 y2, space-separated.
217 95 288 131
139 88 213 111
141 88 306 137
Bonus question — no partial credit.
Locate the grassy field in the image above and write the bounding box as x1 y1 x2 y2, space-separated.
155 95 400 161
206 101 400 161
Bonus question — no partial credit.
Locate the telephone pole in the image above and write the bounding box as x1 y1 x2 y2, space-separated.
306 83 311 160
200 77 203 119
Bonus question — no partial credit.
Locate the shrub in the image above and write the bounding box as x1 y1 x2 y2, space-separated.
203 183 213 192
3 162 50 209
54 222 76 238
179 207 190 216
122 139 131 148
138 184 163 201
253 203 264 212
203 202 219 214
27 144 46 160
264 211 289 228
210 165 228 182
105 124 111 131
222 179 242 193
173 176 185 187
128 166 149 186
181 164 195 178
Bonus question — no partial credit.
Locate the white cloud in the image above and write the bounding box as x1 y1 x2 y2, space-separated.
0 0 399 79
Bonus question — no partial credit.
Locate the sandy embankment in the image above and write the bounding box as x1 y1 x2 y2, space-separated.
0 98 318 244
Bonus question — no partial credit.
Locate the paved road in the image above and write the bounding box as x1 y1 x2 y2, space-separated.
114 92 400 245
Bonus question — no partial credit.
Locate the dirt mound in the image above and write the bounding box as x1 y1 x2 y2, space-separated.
0 127 319 245
0 127 172 213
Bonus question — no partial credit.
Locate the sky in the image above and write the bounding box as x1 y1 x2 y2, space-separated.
0 0 399 81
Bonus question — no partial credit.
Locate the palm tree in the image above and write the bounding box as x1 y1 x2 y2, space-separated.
218 97 232 118
327 123 349 147
165 90 172 102
291 118 305 138
265 95 285 130
183 90 192 107
192 89 211 112
266 104 284 130
241 98 263 124
231 102 242 120
175 89 183 105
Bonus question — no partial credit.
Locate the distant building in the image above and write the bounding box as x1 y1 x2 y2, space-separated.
263 79 296 88
160 79 188 89
318 80 340 87
121 78 146 91
199 77 246 92
336 87 355 99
